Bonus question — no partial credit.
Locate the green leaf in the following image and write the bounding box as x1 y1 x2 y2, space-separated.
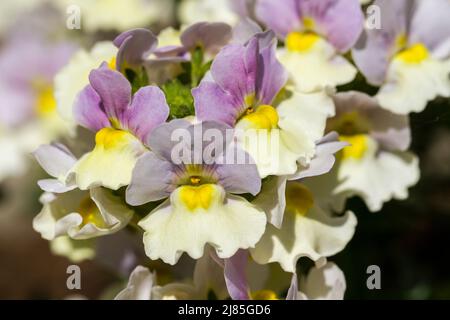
162 79 195 119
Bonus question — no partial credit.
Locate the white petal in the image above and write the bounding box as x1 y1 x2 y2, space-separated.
33 188 133 240
336 140 420 212
299 262 346 300
278 39 357 93
115 266 156 300
251 183 356 272
252 176 287 228
139 184 267 265
70 132 146 190
377 58 450 114
54 41 118 122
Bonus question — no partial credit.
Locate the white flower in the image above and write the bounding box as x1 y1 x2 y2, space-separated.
54 41 118 123
251 181 357 272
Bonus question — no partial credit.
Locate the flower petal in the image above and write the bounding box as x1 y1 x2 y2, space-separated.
33 143 76 179
115 266 156 300
376 57 450 114
278 40 357 92
250 182 357 272
88 65 131 122
224 250 251 300
124 86 170 142
139 184 266 265
126 151 175 206
73 85 110 132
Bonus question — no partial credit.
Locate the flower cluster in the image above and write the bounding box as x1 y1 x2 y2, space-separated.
18 0 449 300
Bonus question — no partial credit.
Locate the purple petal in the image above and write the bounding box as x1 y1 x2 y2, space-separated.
232 18 263 45
352 0 412 85
124 86 170 142
181 22 232 54
255 0 301 38
298 0 364 52
224 250 250 300
409 0 450 59
216 146 261 195
114 28 158 71
333 91 411 151
286 273 299 300
256 40 288 104
73 85 110 132
126 152 175 206
88 65 131 123
192 81 241 126
210 40 258 106
146 119 192 160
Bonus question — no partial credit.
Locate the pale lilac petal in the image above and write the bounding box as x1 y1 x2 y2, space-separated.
333 91 411 151
73 85 110 132
409 0 450 59
224 250 250 300
126 152 175 206
33 143 76 178
88 65 131 123
210 40 258 106
232 18 263 45
256 40 288 104
216 146 261 195
299 0 364 52
114 28 158 71
255 0 301 38
192 81 241 126
286 273 299 300
352 0 412 85
124 86 170 142
181 22 232 54
146 119 192 160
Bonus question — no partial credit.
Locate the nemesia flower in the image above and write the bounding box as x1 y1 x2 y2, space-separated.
54 0 174 32
33 188 133 240
69 64 170 190
126 120 266 265
255 0 364 92
55 42 118 123
113 23 231 85
193 32 334 178
0 36 75 181
250 180 356 272
307 91 420 212
352 0 450 114
223 250 346 300
116 250 229 300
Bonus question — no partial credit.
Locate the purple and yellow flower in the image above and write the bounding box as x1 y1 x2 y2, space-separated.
306 91 420 212
0 36 75 181
193 33 333 178
69 64 170 190
126 120 266 265
33 144 133 240
223 250 346 300
353 0 450 114
255 0 364 92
